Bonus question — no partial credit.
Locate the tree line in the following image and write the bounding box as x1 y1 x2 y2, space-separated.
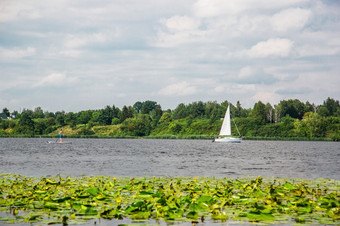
0 98 339 140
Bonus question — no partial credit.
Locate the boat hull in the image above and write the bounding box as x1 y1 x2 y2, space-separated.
213 137 242 143
48 141 72 144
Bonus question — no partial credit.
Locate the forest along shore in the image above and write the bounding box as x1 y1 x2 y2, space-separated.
1 98 339 141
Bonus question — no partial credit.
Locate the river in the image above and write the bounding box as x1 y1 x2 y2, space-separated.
0 138 339 180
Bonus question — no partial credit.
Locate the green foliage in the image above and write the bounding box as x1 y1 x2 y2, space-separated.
1 98 339 140
322 97 340 116
78 110 91 125
295 112 326 137
120 105 134 122
278 99 306 119
77 125 95 135
121 114 151 136
0 174 338 225
252 101 267 122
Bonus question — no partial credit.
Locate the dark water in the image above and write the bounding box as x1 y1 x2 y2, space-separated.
0 138 339 179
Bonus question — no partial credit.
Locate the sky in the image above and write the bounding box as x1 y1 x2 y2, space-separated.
1 0 339 113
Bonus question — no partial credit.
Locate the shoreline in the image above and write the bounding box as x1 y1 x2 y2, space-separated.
0 134 336 142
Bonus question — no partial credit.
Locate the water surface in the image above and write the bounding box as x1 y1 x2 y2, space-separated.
1 138 339 179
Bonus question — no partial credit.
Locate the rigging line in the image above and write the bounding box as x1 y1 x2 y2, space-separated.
230 113 241 137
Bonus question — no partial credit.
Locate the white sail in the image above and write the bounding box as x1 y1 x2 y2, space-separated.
219 105 231 136
214 104 242 143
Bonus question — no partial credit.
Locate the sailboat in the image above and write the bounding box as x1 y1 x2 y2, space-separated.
213 105 242 143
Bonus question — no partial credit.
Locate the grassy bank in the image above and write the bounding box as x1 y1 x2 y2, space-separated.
0 174 339 225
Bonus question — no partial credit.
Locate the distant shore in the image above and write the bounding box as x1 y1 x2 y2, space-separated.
0 134 335 142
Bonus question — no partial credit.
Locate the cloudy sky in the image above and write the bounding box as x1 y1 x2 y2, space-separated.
1 0 339 112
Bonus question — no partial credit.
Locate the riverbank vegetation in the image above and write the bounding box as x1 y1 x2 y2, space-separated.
1 97 339 141
0 174 338 225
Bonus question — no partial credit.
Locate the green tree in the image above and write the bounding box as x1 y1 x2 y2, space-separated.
133 101 143 113
252 101 267 123
295 112 326 137
34 119 47 135
205 101 220 122
173 103 188 119
33 107 44 119
149 104 162 127
121 114 151 136
277 99 305 119
65 112 76 128
158 112 172 126
265 103 274 123
304 101 314 113
141 100 157 114
112 105 121 119
91 111 101 123
2 108 10 117
317 106 330 117
234 101 242 117
169 122 182 134
78 111 91 125
322 97 339 116
56 114 65 126
188 101 205 118
120 105 134 122
17 112 35 135
98 106 114 125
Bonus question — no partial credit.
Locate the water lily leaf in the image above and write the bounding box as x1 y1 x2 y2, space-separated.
186 211 198 219
13 201 25 206
124 206 138 214
87 187 99 196
46 179 59 185
76 207 98 216
166 209 184 220
283 182 295 190
197 195 213 204
211 212 228 220
77 194 90 198
131 211 150 219
190 203 207 212
295 217 306 223
25 214 41 222
138 191 154 199
96 195 106 200
139 191 154 195
53 196 72 203
44 202 59 210
0 174 339 225
246 211 275 222
41 220 62 224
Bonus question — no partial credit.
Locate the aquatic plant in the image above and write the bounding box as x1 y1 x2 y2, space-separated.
0 174 339 225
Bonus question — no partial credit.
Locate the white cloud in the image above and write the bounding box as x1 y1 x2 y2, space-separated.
236 66 279 85
271 8 312 32
0 0 339 112
63 31 120 49
0 47 36 58
161 16 200 33
192 0 310 17
34 73 77 87
0 2 39 22
247 38 294 58
296 31 340 57
158 81 197 96
154 15 204 47
252 91 279 105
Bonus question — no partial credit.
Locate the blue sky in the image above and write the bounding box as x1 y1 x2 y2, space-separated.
1 0 339 112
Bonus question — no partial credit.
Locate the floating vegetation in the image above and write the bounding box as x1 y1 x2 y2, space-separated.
0 174 339 225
